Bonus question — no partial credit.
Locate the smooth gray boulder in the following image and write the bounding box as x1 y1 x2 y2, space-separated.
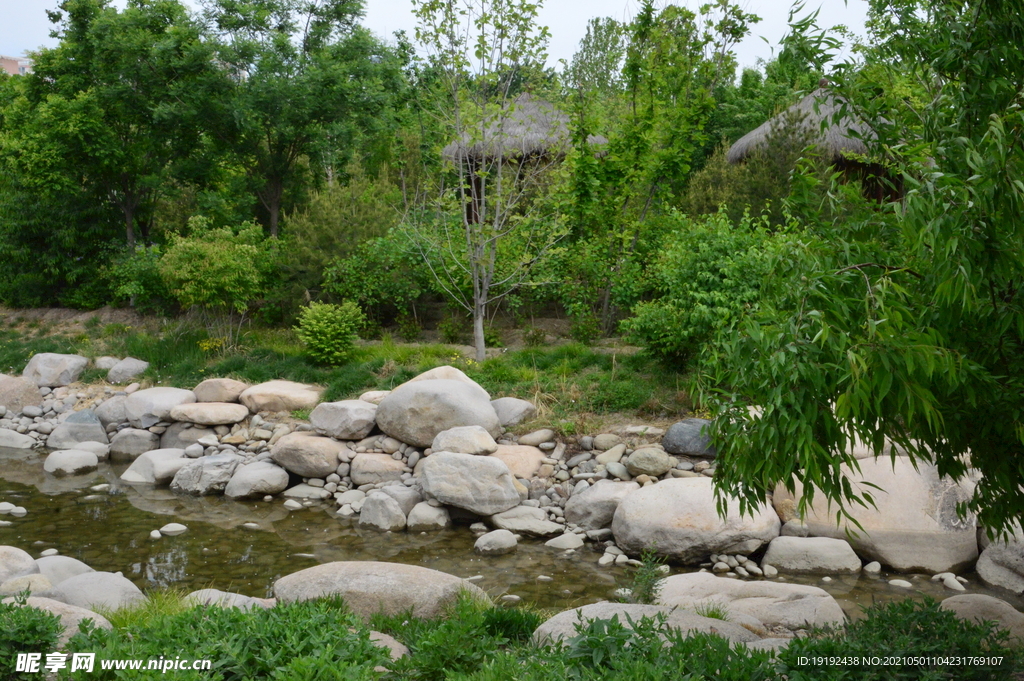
107 357 149 384
119 448 191 485
0 546 40 584
419 451 520 515
378 486 422 517
976 540 1024 593
310 400 377 440
169 402 249 425
170 453 242 495
490 397 537 427
224 461 290 499
50 571 146 611
489 505 564 537
2 596 112 647
662 418 716 457
22 353 88 387
0 428 36 449
941 594 1024 644
358 492 407 532
475 529 517 555
432 425 498 456
35 555 94 586
43 449 99 476
564 480 640 531
0 374 43 413
406 502 450 531
160 422 215 450
94 357 120 370
94 395 127 426
350 453 405 486
271 432 345 478
625 447 674 477
125 387 196 429
239 380 322 413
193 378 249 403
761 536 862 575
46 409 108 449
108 428 160 461
376 379 501 448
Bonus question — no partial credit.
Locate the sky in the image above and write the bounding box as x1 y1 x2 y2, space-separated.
1 0 870 72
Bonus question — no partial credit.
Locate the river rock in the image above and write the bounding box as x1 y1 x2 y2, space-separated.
662 418 716 457
518 429 555 447
3 596 112 647
46 409 108 449
773 457 978 573
376 379 501 448
0 374 43 413
940 594 1024 644
359 390 390 404
533 602 759 646
169 402 249 425
564 480 640 531
120 448 191 484
0 574 52 596
271 432 346 478
239 380 323 413
43 449 99 476
419 451 520 515
125 387 196 429
35 555 94 586
193 378 249 403
358 492 407 532
224 461 290 499
406 502 451 531
489 445 544 478
761 536 862 575
592 434 622 451
489 505 564 537
0 546 40 584
94 395 127 425
108 428 160 461
50 571 146 611
0 428 36 449
273 561 489 619
283 484 331 500
350 453 406 485
545 533 585 550
95 357 120 370
310 400 377 440
612 477 780 563
432 425 498 456
185 588 273 611
490 397 537 427
395 365 488 395
22 353 88 387
624 447 674 477
976 539 1024 593
378 486 422 517
659 572 846 631
107 357 149 384
170 453 242 495
475 529 517 555
160 422 215 450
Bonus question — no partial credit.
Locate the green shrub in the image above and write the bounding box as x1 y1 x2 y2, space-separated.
104 246 173 314
620 549 665 605
295 301 366 366
437 312 468 345
523 326 547 347
0 594 63 680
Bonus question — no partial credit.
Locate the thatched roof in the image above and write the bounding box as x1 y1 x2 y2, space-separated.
443 93 607 163
727 88 874 164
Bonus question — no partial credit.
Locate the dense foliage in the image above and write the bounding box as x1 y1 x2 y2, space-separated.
295 301 366 365
0 595 62 681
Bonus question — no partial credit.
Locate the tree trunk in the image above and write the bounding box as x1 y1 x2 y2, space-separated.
473 299 486 362
124 205 136 251
268 195 280 238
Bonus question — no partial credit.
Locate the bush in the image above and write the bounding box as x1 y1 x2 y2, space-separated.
0 594 63 680
295 301 366 365
105 246 173 314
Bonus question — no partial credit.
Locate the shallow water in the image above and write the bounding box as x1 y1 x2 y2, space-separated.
2 447 1022 616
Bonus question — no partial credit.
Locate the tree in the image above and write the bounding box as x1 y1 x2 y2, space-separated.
696 0 1024 537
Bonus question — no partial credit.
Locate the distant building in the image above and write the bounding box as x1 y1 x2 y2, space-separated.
1 56 33 76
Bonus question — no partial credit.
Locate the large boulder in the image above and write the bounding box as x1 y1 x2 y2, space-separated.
119 449 191 485
22 353 88 387
3 596 112 648
108 428 160 461
406 502 451 531
310 400 377 440
271 432 345 478
658 572 846 631
432 425 498 456
49 571 146 612
46 409 108 449
377 486 422 517
395 366 487 396
940 594 1024 644
349 454 405 486
0 546 40 584
273 561 489 619
35 555 94 586
490 397 537 427
761 536 862 575
107 357 149 384
419 451 521 516
976 540 1024 593
0 374 43 413
239 380 322 414
624 447 674 477
489 445 544 478
168 402 249 426
375 379 500 448
0 428 36 449
773 457 978 573
564 480 640 531
125 388 196 429
534 603 759 646
170 453 243 495
612 477 780 563
224 461 290 499
43 449 99 476
475 529 517 555
160 422 215 450
662 418 716 457
94 395 127 426
358 492 407 532
489 505 564 537
193 378 249 403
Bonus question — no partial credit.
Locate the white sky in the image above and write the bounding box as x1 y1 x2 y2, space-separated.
2 0 869 72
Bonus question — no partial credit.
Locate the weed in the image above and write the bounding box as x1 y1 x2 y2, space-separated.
523 325 547 347
621 549 666 605
291 409 312 421
694 602 731 621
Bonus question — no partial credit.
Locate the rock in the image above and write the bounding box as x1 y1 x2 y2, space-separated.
0 573 53 595
184 589 272 611
564 480 640 531
662 419 716 457
271 432 346 478
2 596 112 647
940 594 1024 644
624 447 674 477
0 374 43 413
224 461 290 499
160 523 188 536
359 390 391 404
863 561 881 574
159 422 215 450
592 434 622 451
0 428 36 449
761 537 862 575
490 397 537 427
406 502 451 531
659 572 845 631
46 409 109 449
108 428 160 461
489 505 564 537
359 493 407 532
518 429 556 447
378 486 422 517
595 444 627 465
369 631 409 661
283 499 303 510
170 453 243 495
432 425 498 456
22 353 89 387
889 579 913 588
43 449 99 476
50 571 146 611
193 378 249 403
773 457 978 573
376 379 501 448
282 484 331 500
107 357 149 384
125 388 197 429
942 574 966 591
420 451 521 515
489 445 544 478
395 366 487 395
94 395 127 426
545 533 585 550
169 402 249 426
606 462 630 481
475 529 517 555
0 546 40 584
239 380 323 413
310 400 377 440
612 477 780 563
95 356 120 370
273 561 489 619
35 555 93 586
533 602 759 646
350 453 406 486
976 540 1024 593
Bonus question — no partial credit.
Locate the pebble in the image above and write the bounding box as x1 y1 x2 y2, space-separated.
283 500 303 510
864 561 881 574
501 595 522 604
149 530 162 539
821 576 832 582
10 507 26 517
242 522 260 530
466 575 484 582
537 575 553 582
889 579 913 588
160 523 187 536
614 554 629 565
942 574 966 591
598 553 615 566
762 564 778 578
